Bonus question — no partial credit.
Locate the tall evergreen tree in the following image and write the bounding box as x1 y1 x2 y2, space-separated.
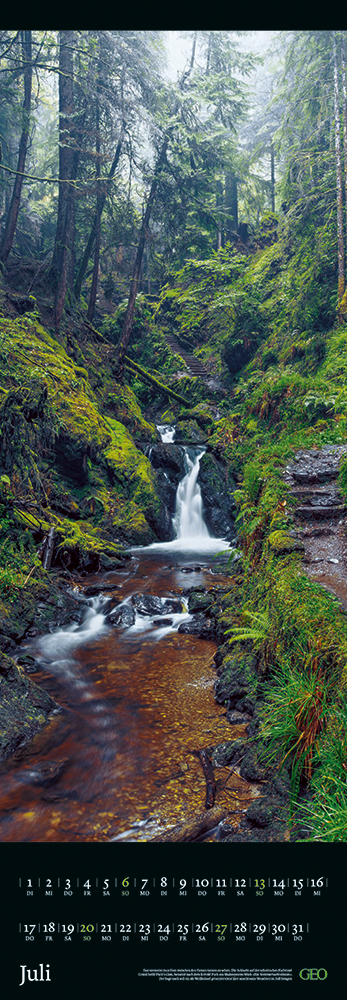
116 30 255 375
52 30 75 331
0 31 32 263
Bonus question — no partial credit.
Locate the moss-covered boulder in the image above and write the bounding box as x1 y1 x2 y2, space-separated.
187 591 216 613
174 419 206 442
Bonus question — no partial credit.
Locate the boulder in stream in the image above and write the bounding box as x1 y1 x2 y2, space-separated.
131 593 184 616
177 613 216 639
107 604 136 628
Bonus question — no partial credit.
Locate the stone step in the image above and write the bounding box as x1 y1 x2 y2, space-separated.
294 504 345 520
165 335 209 378
290 488 340 501
294 526 335 538
291 469 339 484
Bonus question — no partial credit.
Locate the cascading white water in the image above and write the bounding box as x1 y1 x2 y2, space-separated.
32 595 108 668
172 447 209 541
138 424 231 553
156 424 175 443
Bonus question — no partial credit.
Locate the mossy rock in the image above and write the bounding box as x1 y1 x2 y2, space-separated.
0 651 57 759
112 499 156 546
268 530 305 554
198 451 236 539
55 518 128 571
104 418 162 541
174 419 206 442
212 738 245 766
107 384 158 441
187 592 215 614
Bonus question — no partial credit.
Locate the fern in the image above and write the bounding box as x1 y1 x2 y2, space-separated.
226 609 270 646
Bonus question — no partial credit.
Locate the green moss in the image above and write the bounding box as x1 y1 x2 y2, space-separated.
107 384 157 441
268 530 304 554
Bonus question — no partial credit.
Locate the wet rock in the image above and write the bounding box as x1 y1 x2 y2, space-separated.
177 614 216 638
153 617 174 627
152 472 176 538
150 444 186 540
0 654 58 760
174 419 206 443
131 594 183 616
198 451 236 540
101 594 122 616
16 655 39 674
227 710 251 725
83 582 122 595
245 717 261 737
237 697 255 715
163 598 185 614
216 820 235 840
150 443 186 476
107 604 136 628
131 594 165 616
239 749 268 782
188 592 215 614
42 789 79 802
18 760 67 786
99 553 126 570
213 642 230 668
244 798 280 828
211 739 245 766
214 673 250 708
270 772 291 798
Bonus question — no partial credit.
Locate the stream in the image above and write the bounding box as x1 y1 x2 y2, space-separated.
0 427 257 843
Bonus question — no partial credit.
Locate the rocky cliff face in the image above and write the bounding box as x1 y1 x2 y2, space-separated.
198 451 236 541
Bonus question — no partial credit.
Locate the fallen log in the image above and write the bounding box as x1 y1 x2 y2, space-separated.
82 319 192 407
192 747 216 809
124 356 192 407
149 807 228 843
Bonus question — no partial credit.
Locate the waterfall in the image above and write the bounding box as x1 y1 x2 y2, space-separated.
139 425 230 553
172 447 209 541
157 424 175 443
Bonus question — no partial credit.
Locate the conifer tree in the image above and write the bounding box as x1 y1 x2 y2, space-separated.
0 31 32 263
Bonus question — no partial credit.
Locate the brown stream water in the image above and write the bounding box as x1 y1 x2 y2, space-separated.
0 551 256 843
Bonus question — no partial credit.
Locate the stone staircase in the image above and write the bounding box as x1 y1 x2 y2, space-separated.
165 333 223 391
284 444 347 606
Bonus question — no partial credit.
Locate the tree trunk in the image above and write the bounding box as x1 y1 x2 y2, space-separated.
340 34 347 285
115 138 168 378
74 132 123 300
224 170 238 243
123 355 191 406
87 96 101 322
116 33 197 380
52 30 75 332
216 178 223 250
270 143 275 212
0 31 32 263
333 31 345 312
